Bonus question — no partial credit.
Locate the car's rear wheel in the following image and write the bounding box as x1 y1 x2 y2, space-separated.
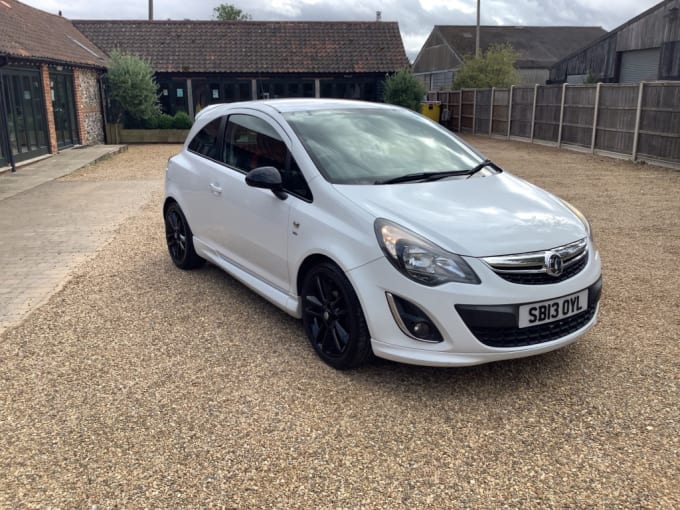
301 262 372 369
164 202 205 270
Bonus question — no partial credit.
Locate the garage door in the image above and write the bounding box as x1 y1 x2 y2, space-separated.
620 48 660 83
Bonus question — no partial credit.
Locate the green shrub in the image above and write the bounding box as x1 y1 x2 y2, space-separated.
105 50 160 123
157 114 175 129
452 44 519 89
173 111 193 129
143 114 160 129
383 69 427 112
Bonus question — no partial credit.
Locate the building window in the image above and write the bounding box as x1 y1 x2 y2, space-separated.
257 79 315 99
319 78 380 101
158 79 188 115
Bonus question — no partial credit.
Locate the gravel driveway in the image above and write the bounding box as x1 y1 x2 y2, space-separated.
1 141 678 508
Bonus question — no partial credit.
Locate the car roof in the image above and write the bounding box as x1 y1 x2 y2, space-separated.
261 98 397 113
196 99 398 120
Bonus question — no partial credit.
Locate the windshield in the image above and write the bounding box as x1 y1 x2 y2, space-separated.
283 107 483 184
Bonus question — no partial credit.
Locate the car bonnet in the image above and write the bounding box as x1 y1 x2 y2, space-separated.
332 172 588 257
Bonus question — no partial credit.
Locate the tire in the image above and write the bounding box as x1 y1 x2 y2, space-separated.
301 262 372 369
164 202 205 270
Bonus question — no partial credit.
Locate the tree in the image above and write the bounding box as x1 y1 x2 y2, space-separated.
452 44 519 89
212 3 251 20
383 69 428 112
105 50 160 123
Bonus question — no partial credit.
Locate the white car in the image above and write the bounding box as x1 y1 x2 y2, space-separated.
164 99 601 369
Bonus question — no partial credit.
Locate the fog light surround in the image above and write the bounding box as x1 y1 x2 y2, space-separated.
386 292 443 343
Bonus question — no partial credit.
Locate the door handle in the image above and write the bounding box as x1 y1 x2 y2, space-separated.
210 183 222 195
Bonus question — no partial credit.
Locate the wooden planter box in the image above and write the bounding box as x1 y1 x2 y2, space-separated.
106 124 189 144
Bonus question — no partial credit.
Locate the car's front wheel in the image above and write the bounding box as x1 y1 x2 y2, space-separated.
164 201 205 270
301 262 372 369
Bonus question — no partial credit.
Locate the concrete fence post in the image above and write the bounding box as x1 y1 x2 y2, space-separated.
557 82 567 148
591 82 601 153
489 87 495 136
632 81 645 161
507 85 514 139
472 89 477 134
530 84 538 143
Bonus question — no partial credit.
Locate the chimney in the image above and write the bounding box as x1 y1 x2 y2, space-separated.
376 11 381 21
148 0 153 20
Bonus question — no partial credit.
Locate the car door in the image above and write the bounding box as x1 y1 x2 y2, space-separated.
207 112 300 294
181 114 226 245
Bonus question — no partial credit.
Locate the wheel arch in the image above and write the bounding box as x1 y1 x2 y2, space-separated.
296 253 343 296
163 196 178 215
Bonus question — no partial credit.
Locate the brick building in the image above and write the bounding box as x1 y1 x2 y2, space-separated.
73 20 408 120
0 0 107 169
2 2 408 169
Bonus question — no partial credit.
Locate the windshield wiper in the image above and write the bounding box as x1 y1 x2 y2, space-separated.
465 159 496 178
376 159 499 185
377 169 471 185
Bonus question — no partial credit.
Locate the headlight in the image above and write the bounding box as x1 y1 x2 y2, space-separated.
561 200 594 242
374 219 480 286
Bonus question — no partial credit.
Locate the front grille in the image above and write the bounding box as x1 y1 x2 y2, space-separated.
455 278 602 348
463 304 596 347
497 253 588 284
482 238 589 286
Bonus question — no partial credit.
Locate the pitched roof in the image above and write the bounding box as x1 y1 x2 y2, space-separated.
433 25 607 68
73 20 409 74
0 0 106 68
550 0 676 71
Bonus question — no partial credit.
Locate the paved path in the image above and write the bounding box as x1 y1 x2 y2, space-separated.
0 145 126 201
0 145 160 333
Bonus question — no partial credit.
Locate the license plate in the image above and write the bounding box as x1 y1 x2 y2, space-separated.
518 290 588 328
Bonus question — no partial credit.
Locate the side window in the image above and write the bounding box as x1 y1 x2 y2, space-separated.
224 114 312 201
188 117 222 160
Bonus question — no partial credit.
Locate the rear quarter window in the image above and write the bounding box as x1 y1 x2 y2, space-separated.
188 118 223 160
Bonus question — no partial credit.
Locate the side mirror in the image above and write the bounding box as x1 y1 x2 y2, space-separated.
245 166 287 200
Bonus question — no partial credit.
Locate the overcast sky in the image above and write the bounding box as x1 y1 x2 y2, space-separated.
23 0 661 59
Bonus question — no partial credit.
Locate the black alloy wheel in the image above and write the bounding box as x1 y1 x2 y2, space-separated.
301 262 372 369
164 202 205 270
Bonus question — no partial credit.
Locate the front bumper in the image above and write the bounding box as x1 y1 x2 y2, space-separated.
346 245 602 367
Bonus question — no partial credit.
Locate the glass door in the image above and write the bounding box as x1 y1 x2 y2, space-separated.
1 68 48 163
50 71 79 148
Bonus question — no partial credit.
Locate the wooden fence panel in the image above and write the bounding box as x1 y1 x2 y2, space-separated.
441 91 458 132
637 83 680 161
510 86 534 139
460 90 475 132
595 84 639 155
449 91 461 132
491 88 510 136
562 85 596 148
426 82 680 166
475 89 492 135
533 85 563 143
